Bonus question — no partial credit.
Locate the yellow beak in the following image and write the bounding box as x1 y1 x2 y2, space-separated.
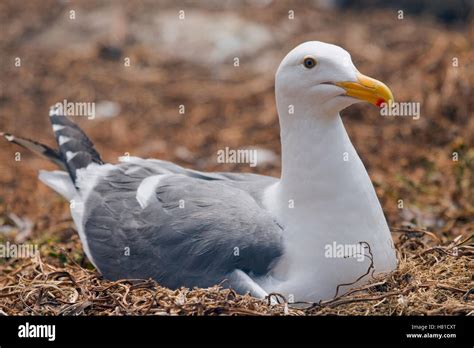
335 72 394 107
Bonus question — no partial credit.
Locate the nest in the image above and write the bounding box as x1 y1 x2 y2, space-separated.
0 228 472 316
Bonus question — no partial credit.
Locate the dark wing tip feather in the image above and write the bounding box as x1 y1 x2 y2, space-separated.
1 131 66 169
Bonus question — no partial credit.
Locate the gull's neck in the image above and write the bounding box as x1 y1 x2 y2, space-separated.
279 112 351 193
276 101 360 204
268 95 385 229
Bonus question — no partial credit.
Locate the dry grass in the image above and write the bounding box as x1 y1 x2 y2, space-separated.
0 227 472 316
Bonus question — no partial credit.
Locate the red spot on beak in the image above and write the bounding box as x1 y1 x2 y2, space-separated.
376 99 386 107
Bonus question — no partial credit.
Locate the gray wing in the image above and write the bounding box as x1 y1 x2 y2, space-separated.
81 159 284 291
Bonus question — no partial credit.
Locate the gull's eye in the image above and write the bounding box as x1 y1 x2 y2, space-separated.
303 56 317 69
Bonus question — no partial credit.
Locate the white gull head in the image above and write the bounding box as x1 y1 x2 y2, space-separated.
261 41 397 302
275 41 394 128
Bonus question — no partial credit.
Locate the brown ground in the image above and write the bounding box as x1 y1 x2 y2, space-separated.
0 0 472 315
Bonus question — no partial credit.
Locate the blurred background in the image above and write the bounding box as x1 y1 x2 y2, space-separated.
0 0 473 242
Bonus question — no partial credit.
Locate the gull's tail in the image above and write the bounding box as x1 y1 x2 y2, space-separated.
2 106 104 198
48 106 104 183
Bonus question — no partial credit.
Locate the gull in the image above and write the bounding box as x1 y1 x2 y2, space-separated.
2 41 397 302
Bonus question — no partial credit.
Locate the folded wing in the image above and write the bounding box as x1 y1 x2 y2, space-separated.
81 160 284 290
